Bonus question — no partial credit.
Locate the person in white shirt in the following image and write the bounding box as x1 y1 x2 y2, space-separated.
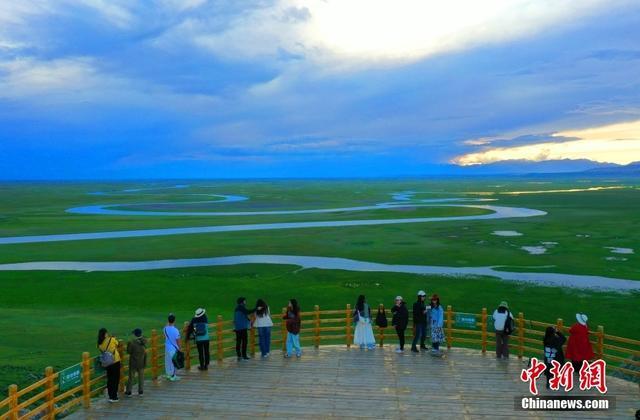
492 301 513 359
164 313 181 381
253 299 273 357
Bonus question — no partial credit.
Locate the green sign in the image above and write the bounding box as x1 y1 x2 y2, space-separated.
455 313 477 329
59 365 82 391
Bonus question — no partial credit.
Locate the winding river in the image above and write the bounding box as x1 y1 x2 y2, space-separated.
0 187 637 291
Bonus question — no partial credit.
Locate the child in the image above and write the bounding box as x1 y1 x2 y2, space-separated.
283 299 302 358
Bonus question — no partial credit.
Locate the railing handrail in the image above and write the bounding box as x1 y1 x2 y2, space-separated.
2 304 639 419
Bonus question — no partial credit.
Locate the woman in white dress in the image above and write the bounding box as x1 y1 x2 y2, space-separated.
353 295 376 350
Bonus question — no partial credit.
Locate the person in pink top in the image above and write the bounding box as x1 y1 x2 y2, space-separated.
565 313 595 371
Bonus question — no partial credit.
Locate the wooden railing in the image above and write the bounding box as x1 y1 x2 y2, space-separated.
1 304 639 419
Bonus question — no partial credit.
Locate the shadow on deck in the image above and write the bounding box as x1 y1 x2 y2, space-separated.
72 346 638 419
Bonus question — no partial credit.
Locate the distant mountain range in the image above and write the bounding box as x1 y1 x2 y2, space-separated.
450 159 640 176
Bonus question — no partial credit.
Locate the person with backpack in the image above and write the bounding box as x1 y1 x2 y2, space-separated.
234 297 256 361
188 308 210 370
97 328 121 402
164 313 181 381
493 301 514 359
429 294 445 356
391 296 409 354
283 299 302 358
125 328 146 396
353 295 376 350
253 299 273 358
543 326 566 389
411 290 428 353
566 313 595 371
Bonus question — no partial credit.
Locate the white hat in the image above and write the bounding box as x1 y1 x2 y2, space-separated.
576 313 588 325
395 296 403 301
417 290 426 296
195 308 206 317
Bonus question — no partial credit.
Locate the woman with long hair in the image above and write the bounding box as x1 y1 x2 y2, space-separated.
353 294 376 350
97 327 121 402
429 294 445 356
283 299 302 358
254 298 273 358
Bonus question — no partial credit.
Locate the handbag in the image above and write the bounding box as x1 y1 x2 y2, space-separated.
164 327 184 369
99 338 116 367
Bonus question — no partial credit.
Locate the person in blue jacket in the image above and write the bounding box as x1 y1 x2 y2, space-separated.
234 297 256 361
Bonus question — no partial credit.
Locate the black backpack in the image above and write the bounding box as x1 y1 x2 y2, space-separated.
375 308 388 328
504 313 515 335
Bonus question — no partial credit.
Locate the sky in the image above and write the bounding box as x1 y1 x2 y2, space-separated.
1 0 640 179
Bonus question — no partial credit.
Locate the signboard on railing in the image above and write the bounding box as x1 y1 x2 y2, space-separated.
59 364 82 391
455 313 477 329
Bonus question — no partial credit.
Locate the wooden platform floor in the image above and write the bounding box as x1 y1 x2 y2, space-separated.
72 346 639 419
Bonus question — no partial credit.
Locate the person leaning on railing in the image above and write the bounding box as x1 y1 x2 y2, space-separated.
253 299 273 358
188 308 210 371
97 328 121 403
492 301 514 360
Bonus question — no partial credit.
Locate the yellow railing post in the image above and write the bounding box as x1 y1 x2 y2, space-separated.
346 304 352 348
183 321 192 370
81 352 91 409
8 384 18 420
517 312 525 359
151 329 159 381
481 307 487 354
281 308 288 353
216 315 224 363
249 315 256 357
314 305 320 348
118 341 126 393
556 318 564 333
446 305 453 349
45 366 54 418
378 304 385 348
597 325 604 359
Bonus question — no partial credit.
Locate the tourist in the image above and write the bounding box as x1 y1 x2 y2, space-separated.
164 313 181 381
254 298 273 358
125 328 146 396
234 297 256 361
97 328 121 402
411 290 428 353
391 296 409 353
188 308 210 370
492 301 514 359
429 294 445 356
283 299 302 358
566 313 595 371
543 326 566 389
353 294 376 350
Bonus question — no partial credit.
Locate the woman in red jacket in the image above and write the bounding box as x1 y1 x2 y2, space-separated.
566 313 595 371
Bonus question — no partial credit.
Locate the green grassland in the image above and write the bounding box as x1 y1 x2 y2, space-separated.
0 178 639 390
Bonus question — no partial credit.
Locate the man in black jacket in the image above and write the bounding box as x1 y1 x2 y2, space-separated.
391 296 409 353
411 290 428 352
